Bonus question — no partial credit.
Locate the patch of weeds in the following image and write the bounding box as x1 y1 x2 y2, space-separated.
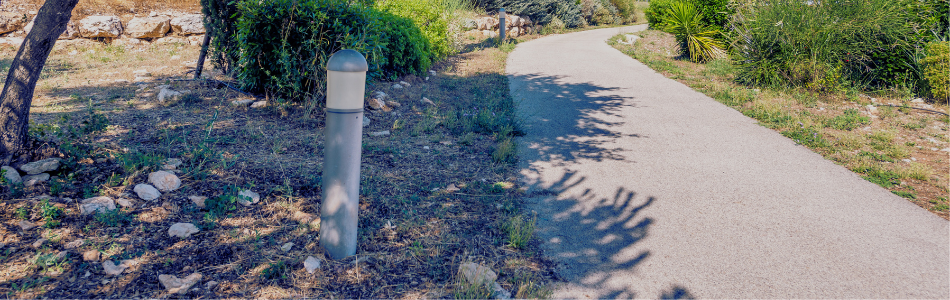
502 214 537 250
885 145 911 160
508 271 553 299
499 41 518 53
459 132 476 145
782 125 828 148
15 206 30 220
892 191 916 199
931 197 949 211
492 137 516 163
8 277 49 297
205 193 240 218
453 271 494 299
116 151 165 175
878 106 897 120
48 176 71 196
94 209 133 227
900 162 933 181
37 199 64 228
825 109 870 131
860 166 902 188
858 151 894 163
260 260 289 280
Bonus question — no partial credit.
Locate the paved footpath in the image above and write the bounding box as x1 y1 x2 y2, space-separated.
508 25 949 299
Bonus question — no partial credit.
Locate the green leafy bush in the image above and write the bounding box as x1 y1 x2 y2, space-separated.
580 0 621 26
478 0 584 28
922 41 949 102
375 0 452 59
664 0 724 62
645 0 674 29
731 0 935 92
374 11 435 77
608 0 638 24
201 0 241 73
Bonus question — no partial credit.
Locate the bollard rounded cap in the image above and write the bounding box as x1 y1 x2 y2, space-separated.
327 49 368 72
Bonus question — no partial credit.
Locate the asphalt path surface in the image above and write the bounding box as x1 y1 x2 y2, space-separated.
508 25 949 299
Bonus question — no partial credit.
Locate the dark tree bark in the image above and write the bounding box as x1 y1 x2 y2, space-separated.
0 0 79 165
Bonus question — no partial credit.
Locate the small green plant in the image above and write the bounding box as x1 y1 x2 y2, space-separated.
15 206 30 220
94 209 133 227
503 214 537 249
825 109 870 131
260 260 288 280
922 41 948 102
662 0 724 63
492 137 517 163
205 193 240 218
892 191 917 199
453 269 495 299
37 199 64 228
781 125 828 149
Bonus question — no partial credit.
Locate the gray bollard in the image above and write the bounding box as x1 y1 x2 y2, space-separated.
320 49 368 260
499 8 506 43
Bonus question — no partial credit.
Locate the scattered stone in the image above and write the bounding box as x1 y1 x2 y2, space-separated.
205 281 218 289
425 77 430 81
399 81 411 87
251 101 267 108
168 223 200 238
445 184 460 192
304 256 322 274
20 158 61 175
125 16 170 39
134 184 162 200
163 158 183 170
102 260 129 276
78 16 123 38
32 238 47 248
423 146 430 150
148 171 181 192
23 173 50 187
902 159 912 163
158 87 183 103
866 105 878 114
373 91 388 99
18 220 37 230
170 14 205 35
65 239 84 249
362 116 371 128
114 79 130 84
116 198 135 208
133 69 151 77
155 36 187 44
367 97 386 110
492 281 512 299
369 130 390 137
459 262 497 286
1 166 22 184
911 98 925 103
231 98 254 106
942 148 950 152
280 242 294 252
386 101 401 108
429 70 436 75
83 250 101 262
421 97 435 106
55 250 68 261
158 273 202 294
79 196 117 215
0 12 27 35
237 190 260 206
189 196 207 208
391 83 403 89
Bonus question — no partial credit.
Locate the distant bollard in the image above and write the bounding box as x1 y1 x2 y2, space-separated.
320 49 367 260
499 8 506 43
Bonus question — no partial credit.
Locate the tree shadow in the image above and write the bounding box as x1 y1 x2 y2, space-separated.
511 73 692 298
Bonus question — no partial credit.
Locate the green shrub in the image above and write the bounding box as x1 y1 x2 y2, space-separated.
645 0 674 29
375 0 453 58
374 11 435 78
663 0 725 62
608 0 637 24
580 0 621 26
201 0 241 73
478 0 584 28
922 41 949 102
731 0 928 91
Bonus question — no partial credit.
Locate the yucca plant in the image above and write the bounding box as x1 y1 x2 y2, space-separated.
663 0 725 63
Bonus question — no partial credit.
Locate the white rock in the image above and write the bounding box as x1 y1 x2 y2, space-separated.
168 223 200 238
163 158 182 170
125 16 170 39
237 190 260 206
459 262 497 286
32 238 47 248
17 220 36 231
866 105 878 114
58 20 80 40
158 87 183 103
373 91 388 99
83 250 100 262
134 184 162 200
421 97 435 106
55 250 68 261
20 158 61 175
942 148 950 152
304 256 322 274
158 273 202 294
155 36 187 44
78 16 123 38
1 166 21 184
493 281 512 299
280 242 294 252
23 173 50 187
65 239 84 249
251 101 267 108
170 14 205 35
369 130 390 137
362 116 371 127
429 70 436 75
80 196 117 215
116 198 135 208
367 97 386 110
902 159 911 163
189 196 207 208
102 260 128 276
399 81 411 87
911 98 925 103
445 184 460 192
391 84 403 89
423 146 430 150
148 171 181 192
133 69 151 77
231 98 254 106
386 101 401 108
0 12 27 35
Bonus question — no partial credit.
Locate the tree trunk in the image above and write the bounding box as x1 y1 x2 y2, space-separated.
0 0 79 165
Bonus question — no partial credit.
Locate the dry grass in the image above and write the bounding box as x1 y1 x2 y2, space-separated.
0 32 555 298
611 30 950 219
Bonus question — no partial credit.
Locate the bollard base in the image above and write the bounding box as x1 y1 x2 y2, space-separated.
320 110 364 260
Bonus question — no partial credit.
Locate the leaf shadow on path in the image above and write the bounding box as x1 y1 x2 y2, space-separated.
511 73 692 298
